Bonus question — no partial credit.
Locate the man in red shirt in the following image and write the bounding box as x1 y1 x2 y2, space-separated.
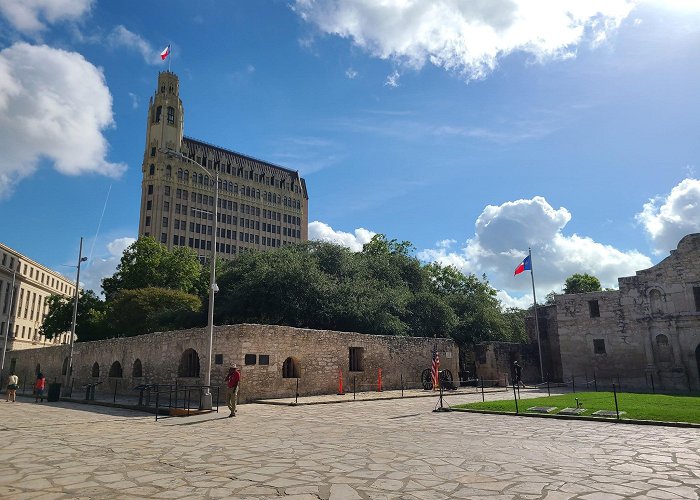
225 365 240 417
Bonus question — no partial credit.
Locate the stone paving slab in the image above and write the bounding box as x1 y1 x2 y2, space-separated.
0 391 698 499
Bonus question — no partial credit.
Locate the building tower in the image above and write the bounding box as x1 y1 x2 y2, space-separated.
138 72 309 260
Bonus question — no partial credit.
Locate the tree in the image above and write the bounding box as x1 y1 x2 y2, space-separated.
105 287 202 337
102 237 205 300
563 273 602 294
40 290 109 342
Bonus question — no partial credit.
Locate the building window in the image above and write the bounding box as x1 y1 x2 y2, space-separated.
154 105 162 123
656 334 669 346
588 300 600 318
349 347 364 372
145 216 151 227
109 361 123 378
244 354 257 365
282 357 299 378
593 339 606 355
178 348 200 377
162 217 168 227
164 186 170 196
214 354 223 365
650 289 663 315
694 287 700 312
91 362 100 378
147 184 153 195
167 106 175 124
259 355 270 365
132 359 143 377
150 147 156 157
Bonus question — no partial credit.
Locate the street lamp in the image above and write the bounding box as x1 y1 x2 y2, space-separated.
0 265 17 386
63 237 87 396
164 149 218 410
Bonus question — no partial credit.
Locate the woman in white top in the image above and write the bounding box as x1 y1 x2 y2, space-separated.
6 372 18 402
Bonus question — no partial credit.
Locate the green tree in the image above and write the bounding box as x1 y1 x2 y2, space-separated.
40 290 109 342
563 273 602 294
102 237 205 300
105 287 202 337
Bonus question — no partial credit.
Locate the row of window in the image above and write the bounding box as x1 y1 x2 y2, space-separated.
165 234 299 253
1 253 72 294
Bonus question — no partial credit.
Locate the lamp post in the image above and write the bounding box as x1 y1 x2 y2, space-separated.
0 265 17 386
165 149 218 410
63 237 87 397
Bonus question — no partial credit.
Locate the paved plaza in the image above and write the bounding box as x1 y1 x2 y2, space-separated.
0 390 698 499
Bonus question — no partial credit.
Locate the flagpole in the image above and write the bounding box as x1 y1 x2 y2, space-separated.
168 43 171 72
529 248 544 383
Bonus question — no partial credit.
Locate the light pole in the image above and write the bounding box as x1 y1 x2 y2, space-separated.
165 149 218 410
63 237 87 397
0 265 17 386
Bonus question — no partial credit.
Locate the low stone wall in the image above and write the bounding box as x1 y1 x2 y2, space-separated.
5 324 458 403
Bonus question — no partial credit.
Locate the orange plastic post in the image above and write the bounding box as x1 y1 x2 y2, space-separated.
337 368 344 395
378 368 382 392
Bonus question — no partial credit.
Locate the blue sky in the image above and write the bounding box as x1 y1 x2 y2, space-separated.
1 0 699 307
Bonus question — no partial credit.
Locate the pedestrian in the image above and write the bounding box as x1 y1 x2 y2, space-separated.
225 365 240 417
513 361 525 388
6 371 18 402
34 372 46 403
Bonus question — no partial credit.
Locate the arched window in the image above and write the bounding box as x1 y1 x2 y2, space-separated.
132 359 143 378
109 361 123 378
656 334 669 346
92 362 100 378
154 106 162 123
650 289 663 315
655 334 672 363
204 175 209 186
149 164 155 176
179 349 200 377
184 170 189 182
177 168 183 180
228 182 233 192
166 165 172 177
282 357 300 378
167 106 175 124
198 173 203 185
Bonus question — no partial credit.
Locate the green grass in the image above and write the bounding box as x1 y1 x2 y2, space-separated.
453 392 700 424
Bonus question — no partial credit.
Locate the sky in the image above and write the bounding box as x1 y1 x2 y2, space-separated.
1 0 699 308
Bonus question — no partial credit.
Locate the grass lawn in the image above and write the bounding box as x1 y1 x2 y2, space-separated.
452 392 700 424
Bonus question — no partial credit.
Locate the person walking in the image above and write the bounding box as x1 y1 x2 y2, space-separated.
513 361 525 388
34 372 46 402
6 372 18 402
225 365 240 417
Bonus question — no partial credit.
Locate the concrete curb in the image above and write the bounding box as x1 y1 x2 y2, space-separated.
450 407 700 429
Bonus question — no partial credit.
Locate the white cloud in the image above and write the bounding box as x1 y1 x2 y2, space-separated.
81 237 135 295
636 178 700 255
345 67 358 79
107 25 162 65
128 92 139 109
418 196 652 301
293 0 634 80
384 70 400 87
0 43 126 199
309 221 375 251
0 0 92 34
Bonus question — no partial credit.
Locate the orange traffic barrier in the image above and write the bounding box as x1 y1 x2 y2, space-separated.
378 368 382 392
337 368 344 395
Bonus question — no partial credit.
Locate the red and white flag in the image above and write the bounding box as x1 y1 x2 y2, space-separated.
160 45 171 60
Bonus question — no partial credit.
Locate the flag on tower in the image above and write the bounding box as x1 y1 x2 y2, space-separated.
160 45 171 60
431 345 440 390
514 254 531 276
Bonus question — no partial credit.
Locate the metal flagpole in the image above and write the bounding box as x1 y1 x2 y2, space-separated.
168 43 171 72
529 248 544 382
1 268 17 382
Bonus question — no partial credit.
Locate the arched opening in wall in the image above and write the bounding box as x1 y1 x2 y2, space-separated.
695 344 700 383
649 289 663 315
655 334 672 363
132 359 143 378
92 362 100 378
109 361 123 378
62 357 69 375
179 349 200 378
282 357 300 379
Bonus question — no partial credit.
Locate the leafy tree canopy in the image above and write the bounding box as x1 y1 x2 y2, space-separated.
563 273 602 294
101 237 205 300
40 290 109 342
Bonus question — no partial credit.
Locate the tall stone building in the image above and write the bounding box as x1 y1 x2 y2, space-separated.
0 243 76 351
138 72 309 259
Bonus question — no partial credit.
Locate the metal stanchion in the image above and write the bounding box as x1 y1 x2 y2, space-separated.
295 378 299 405
650 373 655 394
513 381 519 415
480 377 485 402
594 371 598 392
613 383 620 420
572 374 576 393
400 373 404 398
547 373 550 397
113 380 118 403
353 376 356 401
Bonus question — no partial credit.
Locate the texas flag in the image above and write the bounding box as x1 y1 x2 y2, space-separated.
160 45 171 60
514 255 531 276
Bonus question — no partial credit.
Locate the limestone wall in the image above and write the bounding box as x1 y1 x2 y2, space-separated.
5 324 458 402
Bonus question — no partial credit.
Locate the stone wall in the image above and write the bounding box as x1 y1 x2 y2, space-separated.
474 342 539 386
5 324 458 402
